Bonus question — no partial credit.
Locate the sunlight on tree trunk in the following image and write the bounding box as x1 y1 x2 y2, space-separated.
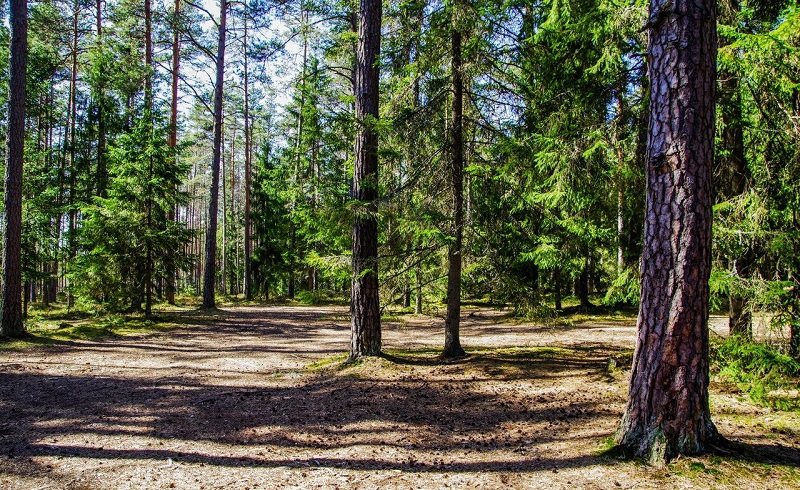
349 0 382 361
615 0 720 465
202 0 228 309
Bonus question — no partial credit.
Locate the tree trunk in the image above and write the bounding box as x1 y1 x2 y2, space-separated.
96 0 108 198
729 293 751 338
243 7 252 301
66 0 79 310
578 254 593 309
144 0 154 318
719 74 753 338
415 266 423 314
202 0 228 309
221 127 229 296
165 0 181 305
615 0 720 465
554 268 562 311
443 25 465 359
1 0 27 338
349 0 382 361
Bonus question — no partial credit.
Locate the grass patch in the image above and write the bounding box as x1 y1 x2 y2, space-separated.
1 311 183 350
305 353 350 372
664 455 799 487
295 290 348 306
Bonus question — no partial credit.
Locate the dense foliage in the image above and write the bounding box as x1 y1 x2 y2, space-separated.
1 0 798 357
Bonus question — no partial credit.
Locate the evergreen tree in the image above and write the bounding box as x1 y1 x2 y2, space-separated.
1 0 28 338
615 0 720 464
350 0 382 360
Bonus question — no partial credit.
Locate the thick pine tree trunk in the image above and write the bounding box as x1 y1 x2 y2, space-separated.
349 0 382 361
0 0 27 338
615 0 720 465
443 26 465 359
202 0 228 309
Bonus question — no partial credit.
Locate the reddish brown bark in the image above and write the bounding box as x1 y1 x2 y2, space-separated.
615 0 720 464
349 0 382 361
1 0 27 338
443 26 465 359
165 0 181 305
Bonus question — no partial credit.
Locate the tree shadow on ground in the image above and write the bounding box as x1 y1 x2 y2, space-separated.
1 306 798 486
0 346 624 469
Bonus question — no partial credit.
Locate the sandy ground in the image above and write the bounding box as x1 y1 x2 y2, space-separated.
0 306 798 489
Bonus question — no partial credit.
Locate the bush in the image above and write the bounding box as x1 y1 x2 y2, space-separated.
711 337 800 410
602 265 640 307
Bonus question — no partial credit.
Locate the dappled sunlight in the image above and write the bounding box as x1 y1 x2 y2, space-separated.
2 306 798 488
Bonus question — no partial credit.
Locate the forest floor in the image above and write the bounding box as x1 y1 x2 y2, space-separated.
1 305 798 489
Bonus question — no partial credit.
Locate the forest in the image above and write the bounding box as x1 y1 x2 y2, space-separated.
1 0 799 487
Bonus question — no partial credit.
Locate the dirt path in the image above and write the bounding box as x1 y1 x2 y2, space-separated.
1 306 798 489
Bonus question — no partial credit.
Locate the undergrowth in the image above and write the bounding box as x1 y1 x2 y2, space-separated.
1 308 183 349
711 337 800 410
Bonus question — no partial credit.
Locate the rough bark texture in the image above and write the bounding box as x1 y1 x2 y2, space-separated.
615 0 720 465
202 0 227 309
0 0 27 338
349 0 382 361
443 27 465 359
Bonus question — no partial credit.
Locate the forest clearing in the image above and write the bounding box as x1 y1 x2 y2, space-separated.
1 305 798 489
2 0 800 484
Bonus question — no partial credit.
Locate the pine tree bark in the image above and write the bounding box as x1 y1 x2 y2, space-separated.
165 0 181 305
349 0 382 361
243 7 252 301
96 0 108 198
202 0 228 309
144 0 154 318
66 0 80 310
443 26 465 359
1 0 27 338
615 0 720 465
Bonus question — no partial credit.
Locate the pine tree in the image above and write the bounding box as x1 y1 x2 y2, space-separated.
615 0 720 464
1 0 28 338
202 0 229 309
349 0 382 360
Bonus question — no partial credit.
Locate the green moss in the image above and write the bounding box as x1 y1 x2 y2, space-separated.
1 312 183 350
305 353 349 372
